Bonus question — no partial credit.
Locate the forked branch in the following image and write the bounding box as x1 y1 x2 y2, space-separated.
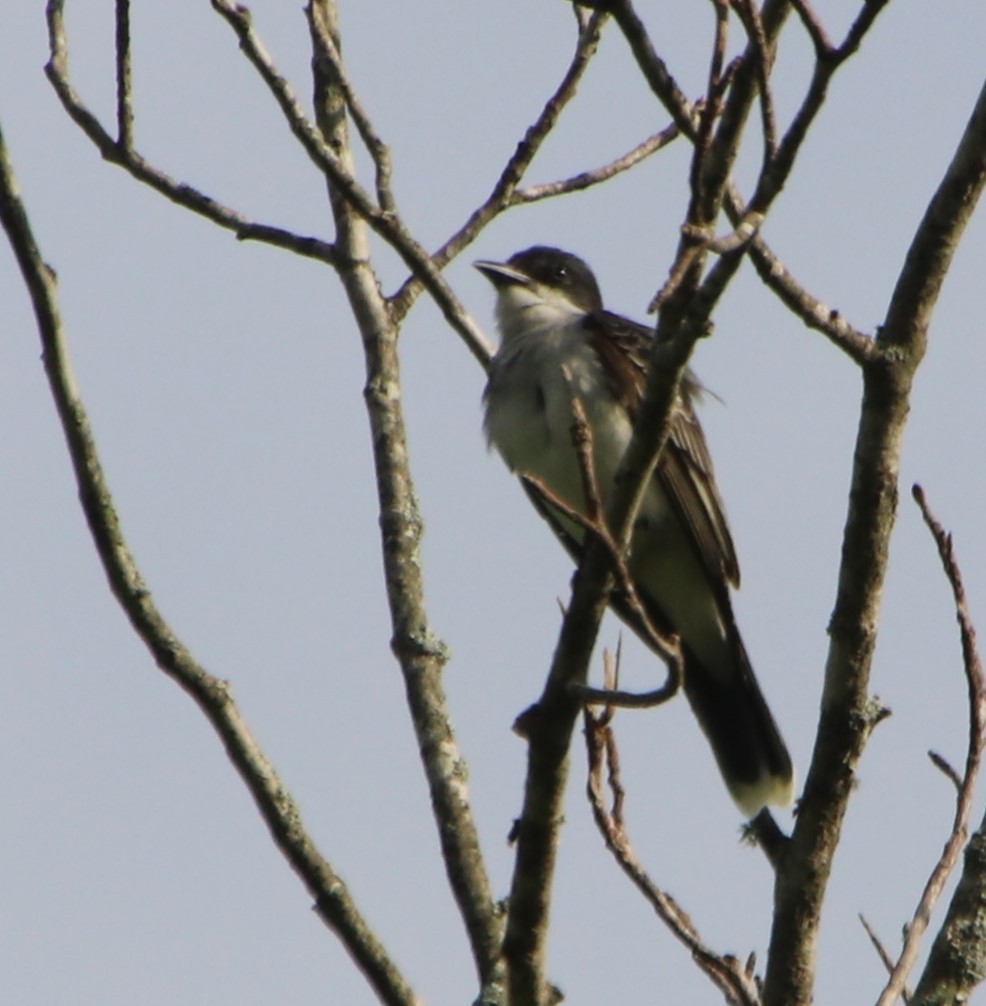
583 664 761 1006
0 113 421 1006
877 487 986 1006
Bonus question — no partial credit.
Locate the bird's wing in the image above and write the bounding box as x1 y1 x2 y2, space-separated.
585 310 740 590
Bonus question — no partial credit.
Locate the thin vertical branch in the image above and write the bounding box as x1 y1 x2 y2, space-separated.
306 0 503 991
733 0 778 161
886 486 986 1006
114 0 133 149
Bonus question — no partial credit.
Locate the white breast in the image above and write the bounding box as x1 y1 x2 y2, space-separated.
484 320 634 518
483 317 729 669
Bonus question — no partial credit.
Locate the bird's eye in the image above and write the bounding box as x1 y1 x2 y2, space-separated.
555 266 567 281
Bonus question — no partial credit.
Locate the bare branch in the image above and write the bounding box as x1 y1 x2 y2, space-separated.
575 680 682 708
727 185 875 364
389 12 609 320
605 0 875 367
45 0 338 265
859 914 911 1002
502 363 688 1002
928 751 963 793
692 0 731 193
873 487 986 1006
789 0 835 58
305 0 502 987
836 0 894 62
681 209 764 255
583 699 761 1006
605 0 698 139
501 554 612 1004
733 0 778 161
114 0 133 149
512 124 680 204
306 8 395 213
747 809 790 873
647 241 704 312
765 73 986 1006
211 0 493 362
0 113 421 1006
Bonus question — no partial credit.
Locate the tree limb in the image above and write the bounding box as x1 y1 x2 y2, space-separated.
388 10 609 321
764 65 986 1006
0 112 422 1006
906 485 986 1006
306 0 503 990
43 0 338 265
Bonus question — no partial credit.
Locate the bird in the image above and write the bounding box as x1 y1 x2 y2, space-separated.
475 245 794 817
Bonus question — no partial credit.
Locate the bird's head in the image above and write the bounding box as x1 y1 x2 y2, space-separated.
475 246 603 340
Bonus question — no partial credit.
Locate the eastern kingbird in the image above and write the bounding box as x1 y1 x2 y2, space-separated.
476 245 794 817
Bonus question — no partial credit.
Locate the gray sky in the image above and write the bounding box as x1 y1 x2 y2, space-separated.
2 2 985 1003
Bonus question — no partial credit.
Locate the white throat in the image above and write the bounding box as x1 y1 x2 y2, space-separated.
493 283 586 344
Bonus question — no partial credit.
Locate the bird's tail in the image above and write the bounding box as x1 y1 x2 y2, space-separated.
682 635 794 818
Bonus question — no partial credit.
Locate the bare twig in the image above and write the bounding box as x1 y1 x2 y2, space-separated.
47 0 491 367
45 0 338 266
605 2 873 362
726 185 875 364
389 11 609 320
306 9 395 213
733 0 778 161
575 680 682 708
502 357 693 999
212 0 497 362
647 241 704 312
747 809 790 872
685 0 892 348
859 914 911 1002
605 0 697 139
789 0 835 58
114 0 133 149
512 124 680 204
871 487 986 1006
693 0 731 189
564 384 684 670
682 209 764 255
502 313 696 1002
837 0 893 62
583 699 761 1006
928 750 963 792
0 114 422 1006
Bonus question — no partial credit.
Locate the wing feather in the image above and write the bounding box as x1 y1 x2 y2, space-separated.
584 310 740 590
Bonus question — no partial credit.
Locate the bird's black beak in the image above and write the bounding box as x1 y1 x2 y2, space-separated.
474 260 531 289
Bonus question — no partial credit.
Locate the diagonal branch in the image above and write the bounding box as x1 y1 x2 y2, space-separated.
0 114 421 1006
733 0 778 162
511 125 680 204
724 184 874 364
208 0 494 365
501 350 684 1002
388 11 609 321
45 0 337 266
883 486 986 1006
603 0 697 139
583 693 761 1006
